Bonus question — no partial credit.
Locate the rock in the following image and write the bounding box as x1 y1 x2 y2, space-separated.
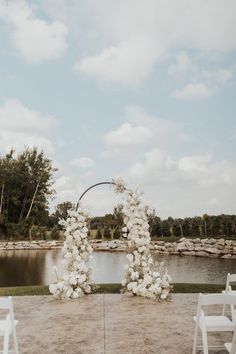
165 242 173 247
181 251 196 256
176 242 194 252
205 247 221 254
221 254 232 259
158 251 170 255
194 246 205 252
207 238 216 245
166 248 175 253
156 241 165 246
154 245 166 251
208 253 220 258
192 238 201 243
110 242 118 249
195 251 209 257
218 239 226 246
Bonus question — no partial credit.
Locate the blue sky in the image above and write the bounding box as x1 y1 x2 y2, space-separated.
0 0 236 218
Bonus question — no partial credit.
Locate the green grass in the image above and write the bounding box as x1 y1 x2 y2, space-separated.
0 283 232 296
0 285 50 296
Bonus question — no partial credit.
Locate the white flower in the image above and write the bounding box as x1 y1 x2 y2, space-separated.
112 178 126 194
126 254 134 262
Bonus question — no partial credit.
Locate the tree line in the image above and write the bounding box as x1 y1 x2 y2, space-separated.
0 147 236 240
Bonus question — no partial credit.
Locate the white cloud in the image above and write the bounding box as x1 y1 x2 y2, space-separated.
71 157 95 169
0 0 68 62
125 148 170 185
122 150 236 217
169 55 235 100
104 122 152 149
0 99 57 154
125 150 236 188
125 105 190 145
47 0 236 52
208 198 219 206
178 155 212 173
168 52 193 78
203 68 234 84
55 0 236 86
102 105 192 158
75 37 160 86
173 83 214 100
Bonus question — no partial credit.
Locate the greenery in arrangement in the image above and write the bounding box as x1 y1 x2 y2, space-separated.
1 146 236 241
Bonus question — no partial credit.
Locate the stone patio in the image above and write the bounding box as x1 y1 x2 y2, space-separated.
1 294 232 353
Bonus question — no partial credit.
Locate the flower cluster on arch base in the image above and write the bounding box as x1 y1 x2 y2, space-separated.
49 208 94 299
49 179 171 300
121 189 171 299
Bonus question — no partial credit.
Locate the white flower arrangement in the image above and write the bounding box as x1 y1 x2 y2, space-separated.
49 207 94 299
50 178 171 301
112 181 171 300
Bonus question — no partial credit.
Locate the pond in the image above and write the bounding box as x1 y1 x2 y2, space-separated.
0 249 236 287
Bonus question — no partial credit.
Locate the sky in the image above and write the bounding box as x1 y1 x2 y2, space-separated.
0 0 236 218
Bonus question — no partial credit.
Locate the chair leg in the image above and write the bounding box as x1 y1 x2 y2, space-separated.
202 328 209 354
3 332 10 354
13 327 19 354
192 322 198 354
222 303 226 316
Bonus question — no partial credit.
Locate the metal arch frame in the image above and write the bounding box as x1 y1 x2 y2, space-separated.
75 181 116 210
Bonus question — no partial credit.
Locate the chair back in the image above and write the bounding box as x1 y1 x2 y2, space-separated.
0 296 15 325
196 293 236 326
0 297 13 310
226 273 236 290
199 293 236 307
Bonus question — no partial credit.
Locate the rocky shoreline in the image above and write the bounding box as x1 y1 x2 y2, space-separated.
0 237 236 259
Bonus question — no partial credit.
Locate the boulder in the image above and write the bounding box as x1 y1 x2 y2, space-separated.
195 251 209 257
205 247 221 254
181 251 196 256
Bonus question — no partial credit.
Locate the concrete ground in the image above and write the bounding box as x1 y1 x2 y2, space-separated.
1 294 232 354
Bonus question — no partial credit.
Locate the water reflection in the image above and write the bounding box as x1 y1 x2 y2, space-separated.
0 250 236 286
0 250 47 286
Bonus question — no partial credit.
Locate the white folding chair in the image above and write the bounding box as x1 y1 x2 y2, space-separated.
0 296 19 354
192 293 236 354
223 273 236 321
225 318 236 354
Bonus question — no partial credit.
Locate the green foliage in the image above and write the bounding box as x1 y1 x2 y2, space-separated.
49 226 60 240
49 201 74 228
0 285 50 296
0 147 57 238
149 214 236 239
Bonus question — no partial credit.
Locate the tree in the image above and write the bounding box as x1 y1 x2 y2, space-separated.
0 150 14 223
50 201 74 227
0 147 57 233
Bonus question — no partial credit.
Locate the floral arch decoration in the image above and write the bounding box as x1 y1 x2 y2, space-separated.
49 179 171 300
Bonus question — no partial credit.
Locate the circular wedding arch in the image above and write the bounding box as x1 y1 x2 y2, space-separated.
49 179 171 300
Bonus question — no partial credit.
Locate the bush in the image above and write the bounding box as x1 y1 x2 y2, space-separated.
50 226 61 240
5 222 29 239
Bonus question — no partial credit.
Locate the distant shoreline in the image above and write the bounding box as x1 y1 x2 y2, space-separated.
0 238 236 259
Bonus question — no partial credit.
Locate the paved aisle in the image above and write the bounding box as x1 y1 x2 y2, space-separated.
6 294 230 354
